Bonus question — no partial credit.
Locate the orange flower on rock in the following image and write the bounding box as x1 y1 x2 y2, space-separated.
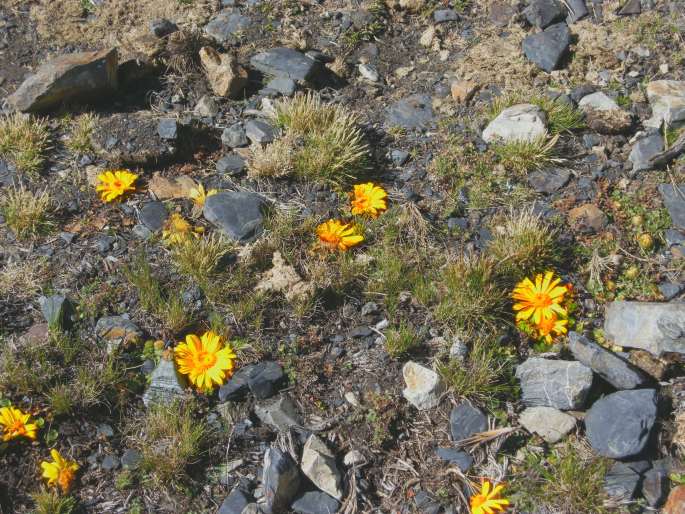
350 182 388 218
174 331 237 393
96 170 138 202
535 314 569 344
470 479 510 514
512 271 568 324
316 219 364 252
41 449 79 493
0 405 38 442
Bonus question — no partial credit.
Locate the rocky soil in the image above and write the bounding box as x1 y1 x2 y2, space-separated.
2 0 685 513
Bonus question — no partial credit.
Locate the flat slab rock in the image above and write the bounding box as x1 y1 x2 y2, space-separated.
604 301 685 355
659 183 685 231
90 112 178 166
385 94 435 130
585 389 658 459
645 80 685 129
203 191 265 242
250 47 322 82
519 406 576 443
515 357 593 410
568 331 649 390
142 359 187 407
8 48 118 112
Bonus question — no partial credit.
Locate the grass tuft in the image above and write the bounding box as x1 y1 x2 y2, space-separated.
384 322 422 358
0 113 51 176
491 134 561 175
170 233 234 284
253 92 370 184
65 113 97 155
124 251 191 334
488 207 559 280
128 401 206 487
434 254 508 335
30 489 77 514
511 442 611 514
0 186 53 239
437 337 515 407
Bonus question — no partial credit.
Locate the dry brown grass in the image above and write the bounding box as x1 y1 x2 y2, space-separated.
248 136 297 179
0 114 51 177
0 186 53 239
0 258 49 300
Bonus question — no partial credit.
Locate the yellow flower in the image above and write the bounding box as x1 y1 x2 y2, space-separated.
316 219 364 251
350 182 388 218
512 271 568 325
95 170 138 202
188 184 218 208
174 331 237 393
162 213 195 245
0 405 38 442
41 449 79 493
470 480 510 514
535 313 568 344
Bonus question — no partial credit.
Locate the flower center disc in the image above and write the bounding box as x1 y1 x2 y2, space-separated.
533 292 552 307
196 351 217 371
9 420 25 434
471 495 486 508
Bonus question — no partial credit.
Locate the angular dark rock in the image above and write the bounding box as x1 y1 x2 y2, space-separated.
567 332 649 390
150 19 178 38
524 0 566 29
659 184 685 231
222 123 249 148
219 487 254 514
248 361 285 399
218 365 253 402
449 403 487 442
217 154 247 175
604 460 650 500
262 447 301 514
8 48 118 112
566 0 589 23
385 94 435 130
39 295 73 330
95 316 142 353
629 133 664 172
251 47 322 82
205 12 251 44
291 491 341 514
245 119 276 144
203 191 264 242
435 448 473 471
255 394 302 432
139 201 168 232
643 467 669 507
617 0 641 16
585 389 658 459
522 22 571 72
142 359 187 407
526 168 571 194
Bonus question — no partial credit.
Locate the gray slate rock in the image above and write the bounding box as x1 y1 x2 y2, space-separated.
219 488 254 514
522 22 571 72
433 9 459 23
435 448 473 471
263 448 301 514
567 331 649 390
251 47 322 81
205 13 251 44
218 365 252 402
264 77 297 97
203 191 264 242
515 357 593 410
245 119 276 144
121 449 142 470
527 168 571 193
524 0 566 29
255 394 302 432
585 389 658 459
617 0 641 16
139 201 168 232
659 282 684 300
385 94 435 130
449 403 487 442
659 184 685 231
566 0 589 22
8 48 118 112
604 301 685 355
643 467 668 507
217 154 247 175
149 18 178 38
248 361 285 399
301 434 344 500
629 133 664 172
222 123 249 147
604 460 650 499
39 295 72 330
157 118 178 140
482 104 547 143
101 454 120 471
142 359 187 407
291 491 341 514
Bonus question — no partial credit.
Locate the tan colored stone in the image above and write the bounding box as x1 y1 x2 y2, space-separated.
664 485 685 514
568 204 608 233
450 80 479 104
255 252 313 302
199 46 248 98
148 172 197 200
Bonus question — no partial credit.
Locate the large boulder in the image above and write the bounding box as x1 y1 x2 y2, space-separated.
8 48 118 113
604 301 685 355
